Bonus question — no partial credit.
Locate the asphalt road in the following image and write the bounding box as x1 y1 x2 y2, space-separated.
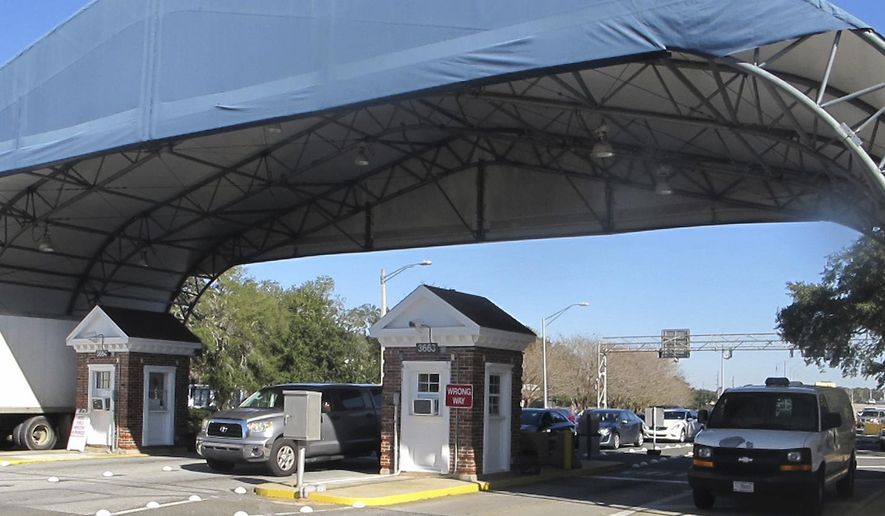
3 439 885 515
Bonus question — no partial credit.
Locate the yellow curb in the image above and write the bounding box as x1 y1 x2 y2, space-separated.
307 482 480 506
255 483 299 500
0 453 147 466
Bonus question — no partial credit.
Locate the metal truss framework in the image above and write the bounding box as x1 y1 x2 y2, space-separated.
595 333 795 407
0 29 882 318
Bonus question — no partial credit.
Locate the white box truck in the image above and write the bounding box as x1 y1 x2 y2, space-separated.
0 314 78 450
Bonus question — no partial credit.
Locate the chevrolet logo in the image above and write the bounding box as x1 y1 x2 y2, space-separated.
738 456 753 463
219 426 228 433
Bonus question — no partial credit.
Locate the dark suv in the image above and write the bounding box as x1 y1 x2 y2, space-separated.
196 383 381 476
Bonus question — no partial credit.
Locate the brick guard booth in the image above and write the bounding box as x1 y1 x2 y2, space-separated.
370 285 535 480
66 306 202 450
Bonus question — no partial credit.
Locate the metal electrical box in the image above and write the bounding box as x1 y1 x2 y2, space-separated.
283 390 322 441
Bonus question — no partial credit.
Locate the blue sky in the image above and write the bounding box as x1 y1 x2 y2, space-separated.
1 1 881 390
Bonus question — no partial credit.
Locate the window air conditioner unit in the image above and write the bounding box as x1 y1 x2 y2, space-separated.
412 398 439 415
92 398 110 411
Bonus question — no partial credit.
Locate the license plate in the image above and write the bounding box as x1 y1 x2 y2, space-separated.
733 481 754 493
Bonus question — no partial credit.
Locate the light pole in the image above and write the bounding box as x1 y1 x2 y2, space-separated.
378 260 432 384
380 260 432 316
541 302 589 408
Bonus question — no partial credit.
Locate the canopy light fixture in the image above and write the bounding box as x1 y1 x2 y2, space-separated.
265 123 283 134
655 164 675 195
354 143 371 167
36 226 55 253
137 248 150 267
591 124 614 160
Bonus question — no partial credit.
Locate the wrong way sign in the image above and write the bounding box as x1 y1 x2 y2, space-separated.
445 384 473 408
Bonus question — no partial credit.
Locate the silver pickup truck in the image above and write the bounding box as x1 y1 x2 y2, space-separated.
196 383 381 476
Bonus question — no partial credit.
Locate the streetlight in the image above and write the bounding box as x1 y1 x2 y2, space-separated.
541 302 589 408
378 260 432 385
380 260 432 315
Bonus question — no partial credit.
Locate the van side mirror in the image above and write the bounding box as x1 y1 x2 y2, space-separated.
697 409 709 424
823 412 841 430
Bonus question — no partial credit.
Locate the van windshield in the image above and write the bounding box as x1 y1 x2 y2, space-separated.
239 387 284 409
707 392 818 432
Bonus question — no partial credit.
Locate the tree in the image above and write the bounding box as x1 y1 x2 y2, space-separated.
188 268 290 408
776 236 885 385
521 335 692 411
691 388 718 409
186 268 380 408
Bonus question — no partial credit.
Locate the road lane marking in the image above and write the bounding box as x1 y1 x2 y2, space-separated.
591 475 687 485
607 490 691 516
112 497 202 515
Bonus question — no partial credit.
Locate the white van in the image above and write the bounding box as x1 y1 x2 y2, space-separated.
688 378 855 516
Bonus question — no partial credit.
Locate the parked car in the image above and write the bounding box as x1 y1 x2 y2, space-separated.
689 377 856 514
586 408 644 449
553 407 577 423
520 408 576 434
856 407 885 433
196 383 381 476
646 408 700 443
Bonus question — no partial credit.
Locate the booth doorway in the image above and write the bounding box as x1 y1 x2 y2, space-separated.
142 366 176 446
400 361 450 473
87 364 115 446
483 363 512 474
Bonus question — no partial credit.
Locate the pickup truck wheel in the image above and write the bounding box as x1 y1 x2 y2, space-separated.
268 439 297 477
206 459 235 472
836 455 856 498
21 416 57 450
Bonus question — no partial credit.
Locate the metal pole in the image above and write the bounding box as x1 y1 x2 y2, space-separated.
542 318 548 408
379 268 386 385
718 350 725 397
601 351 608 409
296 442 306 496
380 268 388 316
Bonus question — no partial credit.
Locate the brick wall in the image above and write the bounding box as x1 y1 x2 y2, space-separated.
75 352 190 450
379 346 523 478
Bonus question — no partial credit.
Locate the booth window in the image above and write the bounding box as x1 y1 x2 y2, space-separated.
418 373 439 393
148 372 166 410
488 375 501 416
93 370 111 390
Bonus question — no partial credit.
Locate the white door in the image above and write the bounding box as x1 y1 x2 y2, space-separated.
483 363 512 474
87 365 115 446
400 361 450 473
143 366 176 446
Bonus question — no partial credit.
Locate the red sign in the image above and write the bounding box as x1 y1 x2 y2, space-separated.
445 384 473 408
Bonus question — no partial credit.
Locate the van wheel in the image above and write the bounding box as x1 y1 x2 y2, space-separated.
267 439 297 477
206 459 235 472
692 488 714 509
836 456 856 498
803 471 825 516
21 416 57 450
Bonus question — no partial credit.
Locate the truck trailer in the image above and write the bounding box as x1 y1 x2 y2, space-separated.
0 314 78 450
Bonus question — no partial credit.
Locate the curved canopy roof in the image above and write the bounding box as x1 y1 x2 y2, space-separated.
0 0 882 317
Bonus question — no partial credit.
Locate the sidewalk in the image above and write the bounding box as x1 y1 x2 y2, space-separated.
0 449 146 466
255 459 624 506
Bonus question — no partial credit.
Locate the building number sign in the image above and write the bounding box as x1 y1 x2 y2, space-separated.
416 342 439 353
